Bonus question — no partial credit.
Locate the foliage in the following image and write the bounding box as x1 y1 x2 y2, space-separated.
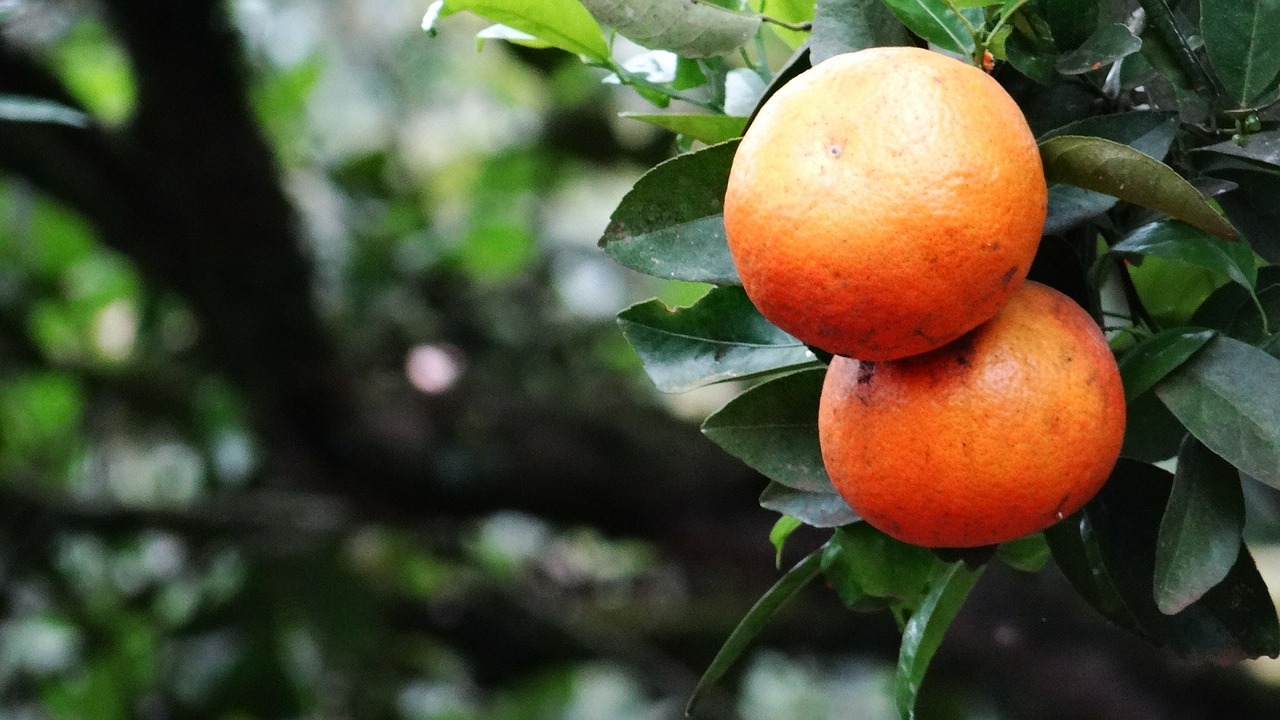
427 0 1280 715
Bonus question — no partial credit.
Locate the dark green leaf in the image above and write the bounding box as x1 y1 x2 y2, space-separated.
1121 393 1187 462
0 94 89 127
1210 168 1280 264
810 0 910 64
619 113 746 144
1118 326 1217 400
770 515 804 567
879 0 976 56
1154 436 1245 615
1054 23 1142 75
1066 459 1279 661
1046 510 1140 632
1111 220 1257 290
821 523 939 611
1005 31 1058 84
599 140 740 284
1156 336 1280 488
617 287 818 393
686 547 824 716
1199 130 1280 169
894 562 984 720
578 0 761 57
759 482 858 527
997 533 1051 573
702 368 833 493
1201 0 1280 108
1040 135 1239 240
1189 266 1280 351
1029 0 1098 51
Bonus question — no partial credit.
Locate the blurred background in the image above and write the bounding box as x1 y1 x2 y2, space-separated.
3 0 1280 718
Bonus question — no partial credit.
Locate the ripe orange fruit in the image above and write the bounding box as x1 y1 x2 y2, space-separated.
724 46 1047 361
817 282 1125 548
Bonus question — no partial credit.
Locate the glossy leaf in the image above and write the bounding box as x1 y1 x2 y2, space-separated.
821 523 938 611
1199 130 1280 169
1111 220 1257 290
599 140 740 284
1120 393 1187 463
1154 436 1245 615
1045 511 1140 632
425 0 609 61
686 547 824 716
617 287 817 393
810 0 910 64
1156 337 1280 488
997 533 1051 573
1066 459 1279 661
759 482 858 527
1190 267 1280 350
619 112 746 144
894 562 984 720
579 0 761 57
1210 168 1280 264
1202 0 1280 108
1038 112 1177 235
1118 326 1216 400
1030 0 1098 51
0 94 89 127
1040 135 1239 240
703 368 834 493
879 0 976 56
1054 23 1142 75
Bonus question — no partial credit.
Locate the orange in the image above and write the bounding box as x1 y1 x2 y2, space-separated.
724 46 1047 361
817 282 1125 548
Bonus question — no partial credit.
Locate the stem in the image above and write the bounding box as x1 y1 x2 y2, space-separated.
760 15 813 32
597 61 724 113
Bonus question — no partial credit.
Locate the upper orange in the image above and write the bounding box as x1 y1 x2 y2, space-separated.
723 46 1048 360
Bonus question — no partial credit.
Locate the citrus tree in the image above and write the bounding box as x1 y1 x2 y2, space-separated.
428 0 1280 716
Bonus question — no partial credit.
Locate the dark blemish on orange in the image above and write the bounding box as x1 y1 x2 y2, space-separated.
857 362 876 385
1001 266 1018 285
828 144 843 158
914 328 937 345
1053 492 1072 518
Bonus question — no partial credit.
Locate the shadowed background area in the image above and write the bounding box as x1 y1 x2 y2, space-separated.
3 1 1280 718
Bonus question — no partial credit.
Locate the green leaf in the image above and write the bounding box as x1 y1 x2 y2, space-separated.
997 533 1051 573
1111 220 1257 290
753 0 815 48
1199 130 1280 169
578 0 762 57
599 140 740 284
1209 167 1280 263
686 546 824 716
822 523 942 612
1156 336 1280 488
1045 510 1141 632
1190 266 1280 350
619 112 746 144
1029 0 1098 51
425 0 609 61
878 0 976 56
1062 459 1279 661
759 482 859 527
617 287 818 393
475 23 554 49
1037 111 1177 235
894 562 984 720
810 0 910 64
1121 392 1188 463
0 94 89 127
770 515 804 567
1054 23 1142 75
1202 0 1280 108
1118 326 1217 400
702 368 833 493
1154 436 1245 615
1040 135 1239 240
